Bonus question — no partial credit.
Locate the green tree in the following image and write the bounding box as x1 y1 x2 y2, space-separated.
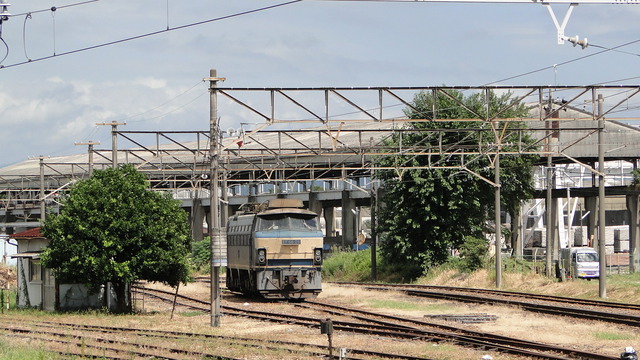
41 164 192 313
375 89 536 278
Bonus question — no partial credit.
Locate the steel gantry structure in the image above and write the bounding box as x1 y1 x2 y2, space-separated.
1 83 640 298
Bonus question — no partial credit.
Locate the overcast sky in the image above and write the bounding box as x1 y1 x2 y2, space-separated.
0 0 639 167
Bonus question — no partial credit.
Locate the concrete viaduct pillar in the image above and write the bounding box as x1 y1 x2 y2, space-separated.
190 198 206 243
341 190 356 248
324 206 337 238
308 191 322 216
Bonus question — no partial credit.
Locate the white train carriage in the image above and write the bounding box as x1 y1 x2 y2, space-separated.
226 199 323 299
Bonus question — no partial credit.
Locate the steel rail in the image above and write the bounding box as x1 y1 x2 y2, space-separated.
333 282 640 326
3 315 358 360
135 285 617 360
132 287 435 360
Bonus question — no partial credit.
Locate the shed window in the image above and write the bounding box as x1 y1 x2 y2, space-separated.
30 259 42 282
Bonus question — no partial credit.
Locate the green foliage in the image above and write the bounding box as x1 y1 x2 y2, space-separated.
322 248 416 282
323 248 373 282
375 89 537 277
458 236 489 273
631 169 640 190
499 256 542 275
41 164 192 312
191 237 211 273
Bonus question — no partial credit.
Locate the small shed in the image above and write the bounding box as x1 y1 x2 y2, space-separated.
11 228 115 311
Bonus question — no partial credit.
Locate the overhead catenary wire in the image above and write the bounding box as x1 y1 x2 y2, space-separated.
485 38 640 85
50 81 209 158
140 90 208 121
1 0 637 92
10 0 102 17
589 43 640 58
0 27 7 65
116 80 207 123
0 0 304 70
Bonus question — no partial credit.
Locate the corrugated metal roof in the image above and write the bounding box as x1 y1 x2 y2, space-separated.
11 227 43 239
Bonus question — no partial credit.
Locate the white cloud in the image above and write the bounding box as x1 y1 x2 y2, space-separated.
0 0 639 167
133 77 168 90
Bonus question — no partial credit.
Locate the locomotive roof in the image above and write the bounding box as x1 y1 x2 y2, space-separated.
258 207 318 217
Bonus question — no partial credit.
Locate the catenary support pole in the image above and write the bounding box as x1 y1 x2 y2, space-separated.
208 69 223 327
495 148 502 288
88 142 95 176
105 121 121 168
96 122 124 168
491 88 502 288
545 95 554 277
370 185 377 282
597 93 607 298
111 122 118 168
40 156 45 223
75 141 100 176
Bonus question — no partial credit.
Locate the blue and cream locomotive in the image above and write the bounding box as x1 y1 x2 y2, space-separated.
226 198 323 299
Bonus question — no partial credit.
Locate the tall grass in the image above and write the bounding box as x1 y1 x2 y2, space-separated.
322 247 410 282
322 248 374 282
0 339 60 359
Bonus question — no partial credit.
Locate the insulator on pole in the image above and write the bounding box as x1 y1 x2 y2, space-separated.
0 0 10 21
566 35 589 49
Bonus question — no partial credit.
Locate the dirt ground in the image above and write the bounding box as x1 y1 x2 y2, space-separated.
142 278 640 360
3 264 639 359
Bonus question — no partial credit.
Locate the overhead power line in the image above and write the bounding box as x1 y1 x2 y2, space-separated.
485 38 640 85
10 0 102 17
0 0 303 70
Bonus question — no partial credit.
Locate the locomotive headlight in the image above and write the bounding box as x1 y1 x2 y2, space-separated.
313 248 323 265
257 248 267 266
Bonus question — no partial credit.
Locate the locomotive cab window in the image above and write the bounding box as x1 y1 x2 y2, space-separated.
256 213 319 231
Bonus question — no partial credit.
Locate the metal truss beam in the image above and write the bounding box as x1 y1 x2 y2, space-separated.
0 85 639 208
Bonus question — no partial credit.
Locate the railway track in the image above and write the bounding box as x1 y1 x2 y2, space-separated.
331 282 640 327
133 286 436 360
3 314 387 360
133 285 619 360
1 316 242 360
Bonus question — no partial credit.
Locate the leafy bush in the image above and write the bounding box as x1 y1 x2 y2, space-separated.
323 248 373 282
322 248 413 282
458 236 489 273
191 237 211 274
